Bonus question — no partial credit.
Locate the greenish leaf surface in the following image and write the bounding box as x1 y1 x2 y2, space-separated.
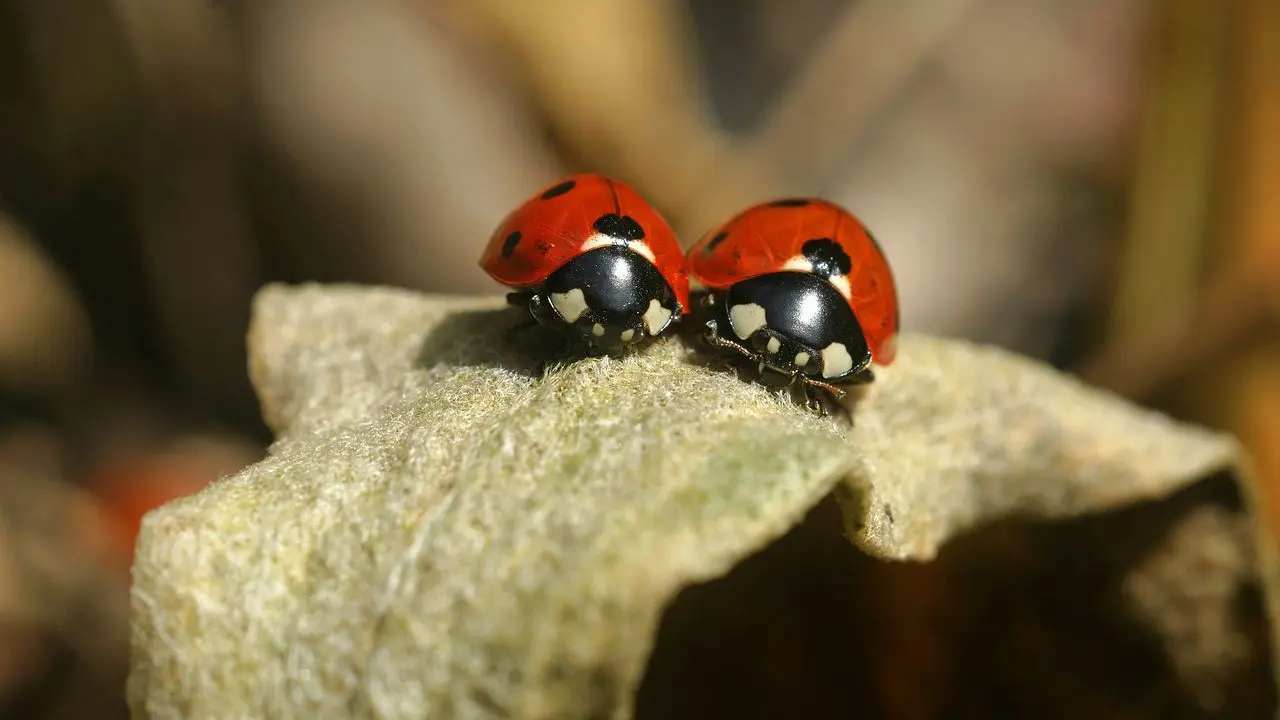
127 283 1280 719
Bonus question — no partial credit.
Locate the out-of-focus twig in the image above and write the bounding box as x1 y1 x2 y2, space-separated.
1081 0 1280 547
746 0 981 189
1076 260 1271 401
1078 0 1233 400
0 213 92 399
679 0 984 242
245 0 561 293
445 0 756 234
443 0 985 246
111 0 265 428
1102 0 1229 347
1212 0 1280 531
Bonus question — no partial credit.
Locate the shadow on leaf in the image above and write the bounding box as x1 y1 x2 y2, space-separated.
414 307 567 379
635 472 1274 719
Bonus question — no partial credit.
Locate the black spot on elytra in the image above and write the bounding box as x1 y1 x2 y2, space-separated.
703 231 729 255
884 504 894 523
769 198 811 208
540 179 576 200
593 213 645 240
801 237 852 278
501 231 522 258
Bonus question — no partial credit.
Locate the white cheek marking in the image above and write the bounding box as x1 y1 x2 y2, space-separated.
579 233 617 253
782 254 853 301
728 303 768 340
828 275 853 301
766 336 781 354
642 299 673 335
627 240 657 263
782 256 814 273
579 233 657 263
620 329 635 342
794 351 810 367
820 342 854 378
591 323 605 337
549 288 589 323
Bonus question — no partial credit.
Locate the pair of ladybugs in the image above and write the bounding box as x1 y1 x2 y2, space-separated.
479 173 899 415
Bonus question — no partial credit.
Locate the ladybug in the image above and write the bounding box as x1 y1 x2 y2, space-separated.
685 197 899 414
480 173 689 354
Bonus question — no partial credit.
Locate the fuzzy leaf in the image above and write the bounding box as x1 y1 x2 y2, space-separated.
127 284 1279 719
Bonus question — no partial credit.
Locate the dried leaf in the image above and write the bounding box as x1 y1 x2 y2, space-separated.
127 284 1279 718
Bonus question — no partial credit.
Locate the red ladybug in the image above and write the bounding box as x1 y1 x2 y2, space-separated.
480 173 690 353
685 197 899 413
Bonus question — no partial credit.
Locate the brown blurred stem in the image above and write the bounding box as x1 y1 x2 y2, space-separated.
447 0 745 233
449 0 983 243
675 0 983 240
1075 262 1272 401
745 0 982 189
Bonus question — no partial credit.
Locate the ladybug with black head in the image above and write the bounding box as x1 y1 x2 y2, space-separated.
480 173 689 355
685 197 899 415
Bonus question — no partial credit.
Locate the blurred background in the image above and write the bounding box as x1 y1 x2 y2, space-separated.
0 0 1276 716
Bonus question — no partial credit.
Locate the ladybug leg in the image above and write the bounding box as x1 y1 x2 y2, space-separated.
800 375 847 401
700 320 754 360
796 379 826 416
796 375 855 422
703 332 761 379
681 320 755 378
827 389 855 424
704 333 754 361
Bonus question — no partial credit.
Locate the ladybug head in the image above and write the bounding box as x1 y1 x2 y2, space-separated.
718 271 870 383
535 245 680 353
